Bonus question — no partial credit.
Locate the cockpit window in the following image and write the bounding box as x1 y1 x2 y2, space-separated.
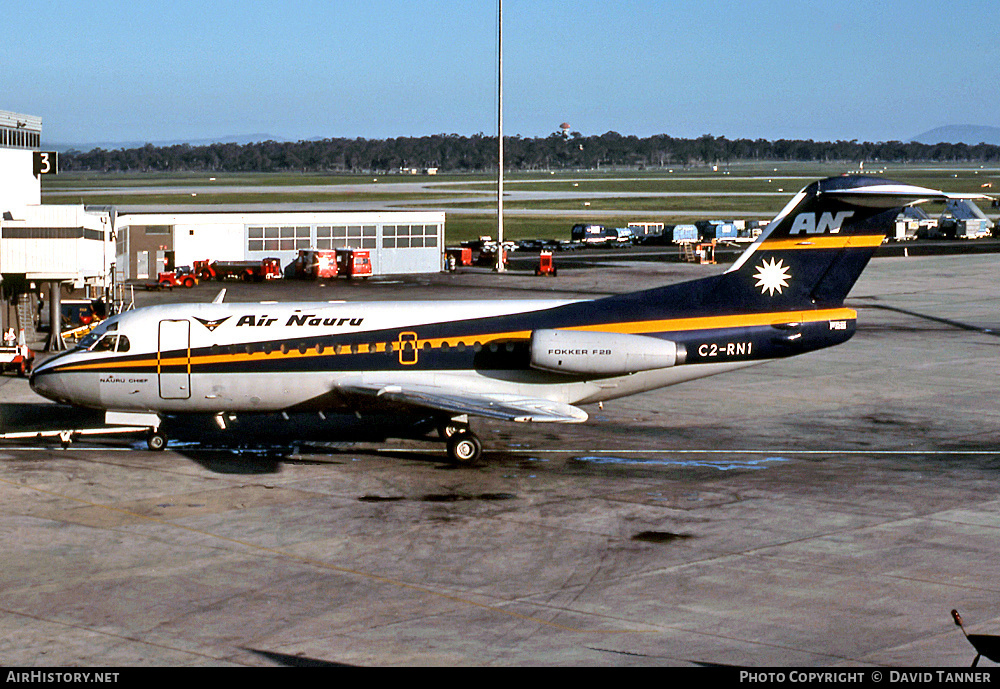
92 335 117 352
75 320 118 350
77 332 101 349
88 333 130 353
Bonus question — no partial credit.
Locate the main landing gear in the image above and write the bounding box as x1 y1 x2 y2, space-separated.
438 417 483 464
447 432 483 464
141 414 484 463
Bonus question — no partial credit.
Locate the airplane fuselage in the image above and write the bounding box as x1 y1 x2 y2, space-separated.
32 175 957 460
30 292 856 416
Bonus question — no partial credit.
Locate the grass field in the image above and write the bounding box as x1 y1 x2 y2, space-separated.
42 191 460 206
41 162 999 245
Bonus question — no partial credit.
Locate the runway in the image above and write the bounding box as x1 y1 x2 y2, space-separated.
1 253 999 666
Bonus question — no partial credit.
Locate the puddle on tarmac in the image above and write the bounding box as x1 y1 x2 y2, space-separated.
569 455 791 471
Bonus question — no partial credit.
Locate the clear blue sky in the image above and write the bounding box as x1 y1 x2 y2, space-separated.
3 0 997 146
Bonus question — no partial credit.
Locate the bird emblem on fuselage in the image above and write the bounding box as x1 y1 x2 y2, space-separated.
194 316 231 332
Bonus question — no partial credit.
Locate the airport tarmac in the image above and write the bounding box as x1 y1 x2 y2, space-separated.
1 252 999 667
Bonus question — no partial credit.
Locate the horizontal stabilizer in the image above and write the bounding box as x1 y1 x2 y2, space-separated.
814 179 988 208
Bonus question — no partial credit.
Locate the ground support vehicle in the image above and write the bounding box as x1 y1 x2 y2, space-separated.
335 249 372 279
680 240 717 264
445 247 473 268
36 299 102 334
157 266 198 288
294 250 339 279
571 224 616 244
0 330 32 376
195 258 283 282
535 251 557 276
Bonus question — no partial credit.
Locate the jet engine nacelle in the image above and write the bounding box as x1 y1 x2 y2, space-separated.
530 329 684 376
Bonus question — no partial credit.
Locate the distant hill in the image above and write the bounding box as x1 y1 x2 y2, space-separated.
909 125 1000 146
48 133 290 154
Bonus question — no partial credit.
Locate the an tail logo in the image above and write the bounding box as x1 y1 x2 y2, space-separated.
790 210 855 235
753 258 792 296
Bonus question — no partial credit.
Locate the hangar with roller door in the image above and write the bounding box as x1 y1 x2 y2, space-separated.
114 210 445 280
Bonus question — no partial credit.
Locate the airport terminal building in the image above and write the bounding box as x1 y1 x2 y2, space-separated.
0 107 448 347
0 111 43 208
0 111 115 342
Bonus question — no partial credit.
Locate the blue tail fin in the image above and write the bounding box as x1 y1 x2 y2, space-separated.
718 175 963 310
577 176 976 330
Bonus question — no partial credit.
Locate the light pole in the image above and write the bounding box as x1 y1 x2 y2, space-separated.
496 0 505 272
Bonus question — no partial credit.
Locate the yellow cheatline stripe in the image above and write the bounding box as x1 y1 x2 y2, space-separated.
55 308 857 373
565 308 856 335
0 475 653 635
157 347 190 376
758 235 884 251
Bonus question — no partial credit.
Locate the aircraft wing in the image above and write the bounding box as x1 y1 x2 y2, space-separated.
338 382 589 424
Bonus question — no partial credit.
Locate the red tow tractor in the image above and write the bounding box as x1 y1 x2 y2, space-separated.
157 265 199 288
535 250 557 276
0 329 33 377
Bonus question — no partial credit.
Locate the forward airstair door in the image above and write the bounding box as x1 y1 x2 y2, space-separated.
158 319 191 399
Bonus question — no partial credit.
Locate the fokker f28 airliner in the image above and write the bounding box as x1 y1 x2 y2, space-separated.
30 176 975 462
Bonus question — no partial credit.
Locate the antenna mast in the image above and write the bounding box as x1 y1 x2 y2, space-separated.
496 0 505 272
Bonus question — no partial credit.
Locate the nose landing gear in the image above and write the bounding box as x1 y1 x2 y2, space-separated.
146 428 167 451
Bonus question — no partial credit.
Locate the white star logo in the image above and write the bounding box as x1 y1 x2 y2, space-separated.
753 257 791 296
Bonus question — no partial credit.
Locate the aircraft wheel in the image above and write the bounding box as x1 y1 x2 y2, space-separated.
447 432 482 464
147 429 167 451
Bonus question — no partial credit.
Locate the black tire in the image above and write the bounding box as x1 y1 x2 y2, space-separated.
447 432 482 464
147 430 167 451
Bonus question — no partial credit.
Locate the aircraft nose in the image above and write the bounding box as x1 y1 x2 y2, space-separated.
29 360 69 403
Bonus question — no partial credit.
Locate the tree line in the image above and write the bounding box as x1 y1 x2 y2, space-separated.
58 132 1000 173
